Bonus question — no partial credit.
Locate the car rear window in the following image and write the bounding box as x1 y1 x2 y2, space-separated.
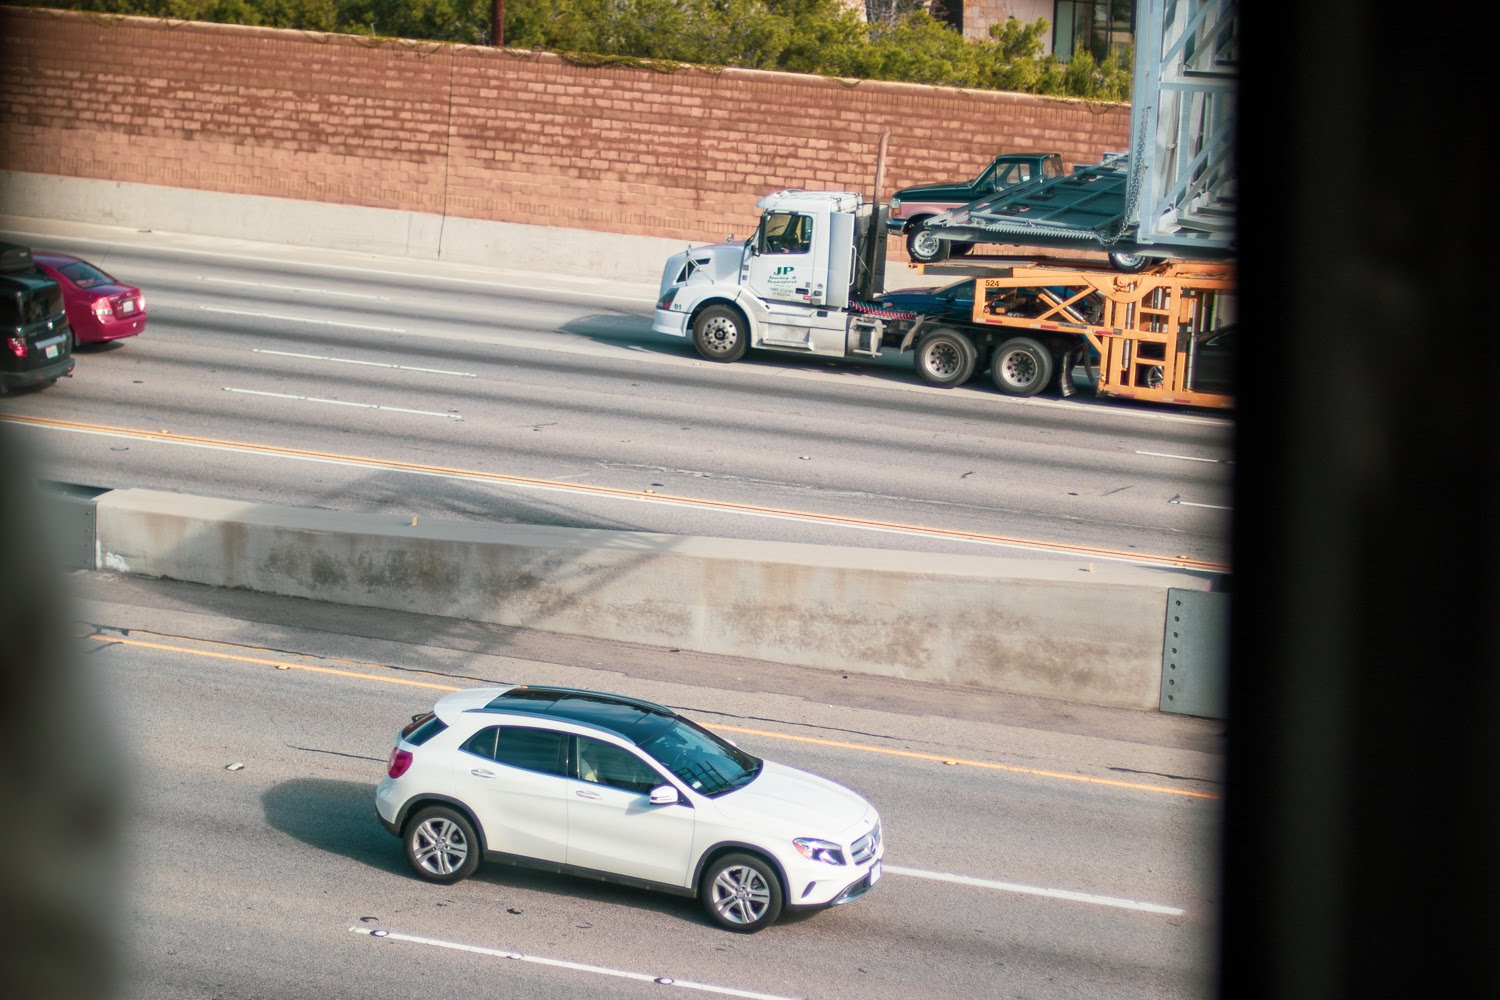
57 261 114 289
400 712 447 746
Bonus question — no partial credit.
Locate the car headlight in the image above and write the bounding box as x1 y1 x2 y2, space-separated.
889 197 901 212
793 838 846 865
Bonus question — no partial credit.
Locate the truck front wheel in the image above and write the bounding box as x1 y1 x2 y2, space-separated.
906 225 950 264
914 328 977 387
692 305 748 362
991 337 1054 397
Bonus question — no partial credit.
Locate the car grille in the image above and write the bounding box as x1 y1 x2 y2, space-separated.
850 821 881 865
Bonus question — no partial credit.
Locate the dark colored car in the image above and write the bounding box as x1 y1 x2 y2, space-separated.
0 243 74 394
32 252 146 345
872 277 977 324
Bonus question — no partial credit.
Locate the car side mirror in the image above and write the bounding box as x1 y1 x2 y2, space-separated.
649 785 680 806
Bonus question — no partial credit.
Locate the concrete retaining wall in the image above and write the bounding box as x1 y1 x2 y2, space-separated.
92 487 1214 710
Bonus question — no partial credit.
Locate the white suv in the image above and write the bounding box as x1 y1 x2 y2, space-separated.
375 685 884 932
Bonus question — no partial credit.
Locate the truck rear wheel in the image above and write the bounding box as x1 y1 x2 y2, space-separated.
991 337 1054 397
906 225 950 264
914 328 976 387
692 305 748 362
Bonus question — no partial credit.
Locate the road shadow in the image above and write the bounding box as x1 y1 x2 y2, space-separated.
558 313 923 388
73 340 129 355
261 777 405 876
260 776 713 926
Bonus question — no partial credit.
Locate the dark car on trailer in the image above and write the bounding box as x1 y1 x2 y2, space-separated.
0 242 74 394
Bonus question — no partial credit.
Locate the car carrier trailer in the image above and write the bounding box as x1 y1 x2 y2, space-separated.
907 256 1236 408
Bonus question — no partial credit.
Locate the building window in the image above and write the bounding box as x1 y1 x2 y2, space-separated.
1053 0 1133 63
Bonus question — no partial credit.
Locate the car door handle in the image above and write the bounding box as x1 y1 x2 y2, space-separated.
574 789 602 800
469 768 495 778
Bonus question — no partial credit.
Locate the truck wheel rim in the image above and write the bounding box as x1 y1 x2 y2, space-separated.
701 317 740 355
924 341 961 378
1000 351 1037 387
913 230 940 258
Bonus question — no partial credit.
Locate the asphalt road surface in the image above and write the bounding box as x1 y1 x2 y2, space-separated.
64 573 1222 1000
0 222 1234 572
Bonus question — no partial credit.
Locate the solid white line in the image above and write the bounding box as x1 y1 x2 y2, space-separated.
348 927 800 1000
252 348 475 378
1167 496 1232 511
1135 450 1232 464
882 865 1185 915
200 305 405 333
199 276 389 300
221 387 462 420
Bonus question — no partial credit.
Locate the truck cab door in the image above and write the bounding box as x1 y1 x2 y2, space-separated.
745 210 822 306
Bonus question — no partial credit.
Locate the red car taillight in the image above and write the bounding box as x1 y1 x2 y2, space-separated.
6 335 25 359
91 296 113 321
387 747 413 778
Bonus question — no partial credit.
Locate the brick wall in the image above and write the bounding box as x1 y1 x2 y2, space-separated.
0 7 1129 244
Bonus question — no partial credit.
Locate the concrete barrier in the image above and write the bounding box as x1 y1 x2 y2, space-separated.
0 171 951 291
1 171 702 285
90 487 1217 711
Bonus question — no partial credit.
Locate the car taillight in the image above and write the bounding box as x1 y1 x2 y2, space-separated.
91 296 112 321
387 747 413 778
6 335 25 358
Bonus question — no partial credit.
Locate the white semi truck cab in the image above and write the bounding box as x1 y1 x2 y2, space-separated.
652 190 899 363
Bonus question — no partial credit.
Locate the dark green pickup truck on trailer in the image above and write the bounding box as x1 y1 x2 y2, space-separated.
886 152 1063 262
1 242 74 394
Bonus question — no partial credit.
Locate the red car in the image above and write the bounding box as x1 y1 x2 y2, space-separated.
32 252 146 345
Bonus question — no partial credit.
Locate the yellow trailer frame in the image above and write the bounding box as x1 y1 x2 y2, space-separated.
922 258 1236 408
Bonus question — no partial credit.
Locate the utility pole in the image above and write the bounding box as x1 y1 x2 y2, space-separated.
492 0 504 47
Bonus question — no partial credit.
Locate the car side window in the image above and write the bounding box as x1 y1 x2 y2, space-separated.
460 726 500 761
490 726 567 776
575 736 663 794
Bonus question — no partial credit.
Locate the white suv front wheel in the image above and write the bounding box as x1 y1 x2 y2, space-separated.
701 853 784 933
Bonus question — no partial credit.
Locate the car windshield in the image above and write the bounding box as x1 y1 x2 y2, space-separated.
937 279 975 302
57 261 114 289
637 717 761 797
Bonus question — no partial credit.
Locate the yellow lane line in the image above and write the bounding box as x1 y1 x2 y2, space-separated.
87 632 1220 802
85 634 463 693
5 412 1228 572
714 725 1219 800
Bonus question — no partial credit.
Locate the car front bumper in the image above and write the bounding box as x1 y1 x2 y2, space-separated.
781 846 884 910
